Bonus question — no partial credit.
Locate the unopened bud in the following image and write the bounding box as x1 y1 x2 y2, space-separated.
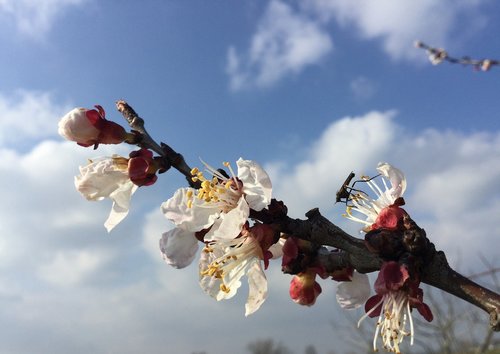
128 148 158 186
289 270 322 306
58 105 128 148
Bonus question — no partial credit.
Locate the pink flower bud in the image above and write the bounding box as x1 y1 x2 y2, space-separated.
289 270 322 306
128 148 158 186
58 105 127 148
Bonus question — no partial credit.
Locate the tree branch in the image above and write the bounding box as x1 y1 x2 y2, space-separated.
115 100 500 331
414 40 499 71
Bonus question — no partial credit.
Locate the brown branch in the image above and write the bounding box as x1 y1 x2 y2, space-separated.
421 247 500 331
116 100 200 188
115 100 500 331
290 208 500 331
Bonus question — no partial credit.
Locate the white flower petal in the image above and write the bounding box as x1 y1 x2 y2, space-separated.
58 107 99 144
74 156 129 201
268 238 285 259
73 156 136 232
245 260 267 316
204 197 249 241
377 162 406 201
104 181 138 232
237 158 272 211
159 228 199 269
161 187 220 232
199 248 240 300
336 271 371 310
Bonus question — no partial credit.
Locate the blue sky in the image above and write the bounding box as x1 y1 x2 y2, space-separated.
1 1 500 353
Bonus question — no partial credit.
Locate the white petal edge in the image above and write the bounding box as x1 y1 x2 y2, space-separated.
377 162 406 201
204 196 249 241
245 260 267 316
336 271 371 310
159 228 199 269
161 187 220 232
104 182 138 232
237 158 272 211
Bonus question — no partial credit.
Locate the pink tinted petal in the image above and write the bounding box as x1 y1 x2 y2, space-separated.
417 303 434 322
330 267 354 282
85 108 102 125
371 205 406 230
159 228 199 269
289 271 322 306
94 105 105 118
98 120 127 144
365 294 383 317
128 157 149 179
281 237 299 267
374 262 409 294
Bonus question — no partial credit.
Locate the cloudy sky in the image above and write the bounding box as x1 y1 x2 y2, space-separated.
1 1 500 353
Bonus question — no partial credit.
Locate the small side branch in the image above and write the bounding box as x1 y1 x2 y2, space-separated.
116 100 199 188
421 249 500 331
278 208 381 273
415 40 499 71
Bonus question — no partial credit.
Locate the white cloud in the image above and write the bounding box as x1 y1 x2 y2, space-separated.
303 0 488 61
227 0 333 90
0 0 87 39
349 76 377 101
142 207 171 263
228 0 489 88
0 90 72 146
266 110 397 216
267 111 500 267
38 249 113 286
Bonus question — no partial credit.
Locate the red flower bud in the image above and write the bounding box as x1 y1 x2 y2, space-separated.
289 270 322 306
128 148 158 186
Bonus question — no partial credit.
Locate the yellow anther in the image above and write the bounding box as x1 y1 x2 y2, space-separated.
191 176 199 182
190 167 199 175
186 190 193 198
187 199 193 209
223 161 230 167
198 190 205 200
220 284 231 293
201 180 211 190
225 180 233 189
212 176 218 184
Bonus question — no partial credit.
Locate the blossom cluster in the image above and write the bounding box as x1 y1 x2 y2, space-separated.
59 106 159 231
160 158 281 316
337 163 434 353
58 104 434 353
